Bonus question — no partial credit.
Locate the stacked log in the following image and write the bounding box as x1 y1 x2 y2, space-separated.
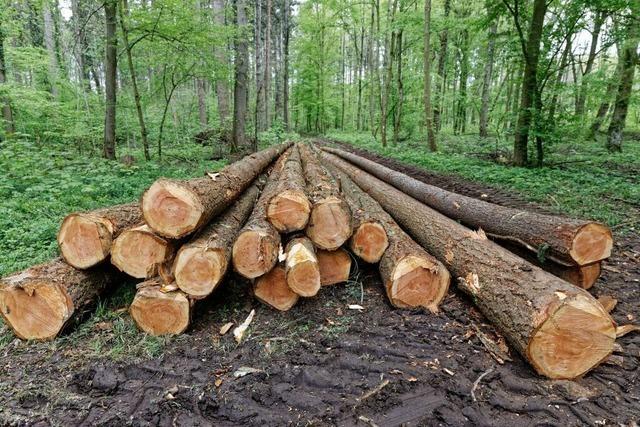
129 280 191 336
317 249 352 286
285 236 321 297
111 225 174 279
253 265 299 311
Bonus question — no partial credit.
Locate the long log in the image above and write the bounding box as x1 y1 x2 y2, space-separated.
266 145 311 233
322 146 613 266
142 143 290 239
317 249 352 286
299 144 352 250
322 151 616 380
253 264 299 311
129 280 191 336
174 184 260 298
57 203 142 269
0 259 121 340
285 236 321 297
110 224 174 279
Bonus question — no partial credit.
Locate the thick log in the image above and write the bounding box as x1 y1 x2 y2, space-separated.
142 143 290 239
174 184 260 298
57 203 142 269
0 259 121 340
253 264 299 311
285 236 320 297
111 225 174 279
322 151 616 380
299 144 352 250
322 146 613 266
317 249 352 286
129 280 190 336
267 145 311 233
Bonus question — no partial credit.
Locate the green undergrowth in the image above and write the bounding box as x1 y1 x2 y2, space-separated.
326 131 640 231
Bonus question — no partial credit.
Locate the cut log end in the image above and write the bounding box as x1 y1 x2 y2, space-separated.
142 180 204 238
286 238 321 297
570 223 613 265
232 230 280 279
527 293 616 379
306 196 352 250
130 287 190 336
388 255 450 312
254 265 299 311
351 221 389 263
57 214 112 269
0 282 71 340
267 189 311 232
560 262 601 290
111 228 171 279
317 249 352 286
174 246 226 298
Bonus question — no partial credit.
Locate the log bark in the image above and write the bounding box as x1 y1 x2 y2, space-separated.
253 264 299 311
142 143 290 239
317 249 351 286
129 280 190 336
299 144 352 250
0 259 121 340
174 184 259 298
111 224 174 279
322 152 616 380
322 147 612 267
57 203 142 269
285 236 320 297
266 145 311 233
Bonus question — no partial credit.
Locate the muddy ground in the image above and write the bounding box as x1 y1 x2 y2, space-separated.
1 143 638 426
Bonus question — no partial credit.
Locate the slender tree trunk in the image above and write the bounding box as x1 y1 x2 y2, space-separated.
42 0 59 99
547 39 572 124
433 0 450 132
232 0 249 152
212 0 230 125
456 29 469 134
71 0 91 92
103 0 118 160
589 66 620 137
356 21 364 131
263 0 271 129
479 22 497 137
0 25 15 135
380 0 397 147
255 0 265 134
340 33 346 130
576 11 604 117
274 8 283 123
424 0 437 151
282 0 290 130
393 27 404 145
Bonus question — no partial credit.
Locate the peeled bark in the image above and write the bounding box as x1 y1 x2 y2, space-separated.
174 184 259 298
285 236 320 297
266 145 311 232
317 249 351 286
129 280 190 336
299 144 352 250
253 264 299 311
58 203 142 269
0 259 121 340
323 151 616 380
142 143 290 239
111 224 174 279
323 147 612 267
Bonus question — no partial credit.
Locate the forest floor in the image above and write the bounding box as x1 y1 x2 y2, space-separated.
0 136 639 426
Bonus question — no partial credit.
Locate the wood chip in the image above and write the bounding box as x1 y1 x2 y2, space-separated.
233 310 256 344
233 366 263 378
616 324 640 338
348 304 364 311
597 295 617 313
219 322 234 335
472 325 512 364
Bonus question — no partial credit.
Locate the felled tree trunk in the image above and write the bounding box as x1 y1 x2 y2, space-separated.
253 264 299 311
317 249 352 286
298 144 352 250
285 236 320 297
267 145 311 232
323 151 616 380
142 143 290 239
322 147 613 267
129 280 190 336
0 259 121 340
174 184 259 298
111 224 174 279
57 203 142 269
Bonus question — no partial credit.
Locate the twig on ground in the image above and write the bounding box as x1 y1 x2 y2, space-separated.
471 367 495 402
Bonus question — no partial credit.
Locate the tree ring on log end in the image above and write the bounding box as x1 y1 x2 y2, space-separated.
58 214 113 269
130 287 190 336
306 196 352 250
267 190 311 232
111 229 171 279
351 221 389 263
390 255 450 312
232 231 280 279
174 246 226 298
142 180 204 238
570 223 613 265
527 293 616 379
0 282 72 340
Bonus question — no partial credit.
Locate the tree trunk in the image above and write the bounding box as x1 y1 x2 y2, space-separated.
547 39 572 124
111 224 174 279
479 22 497 137
282 0 290 131
285 236 320 297
42 0 59 99
317 249 351 286
380 0 397 147
322 151 616 380
392 27 404 146
57 202 142 269
71 0 91 92
174 184 259 298
253 264 298 311
212 0 230 124
0 25 15 134
323 147 612 267
232 0 249 151
0 259 122 340
263 0 271 129
103 0 118 160
142 143 290 239
129 279 191 336
575 10 604 117
196 78 208 128
423 0 437 151
433 0 450 132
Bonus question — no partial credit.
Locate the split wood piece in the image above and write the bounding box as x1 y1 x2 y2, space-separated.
129 280 190 336
58 203 142 269
142 143 290 239
174 184 260 298
317 249 352 286
298 144 352 250
0 259 120 340
285 236 321 297
322 146 613 267
267 145 311 233
232 154 289 279
253 264 299 311
111 225 174 279
323 152 616 380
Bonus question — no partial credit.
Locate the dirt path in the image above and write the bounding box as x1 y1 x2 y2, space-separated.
1 145 638 426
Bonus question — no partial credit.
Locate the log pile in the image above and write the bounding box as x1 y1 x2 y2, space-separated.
0 140 623 380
